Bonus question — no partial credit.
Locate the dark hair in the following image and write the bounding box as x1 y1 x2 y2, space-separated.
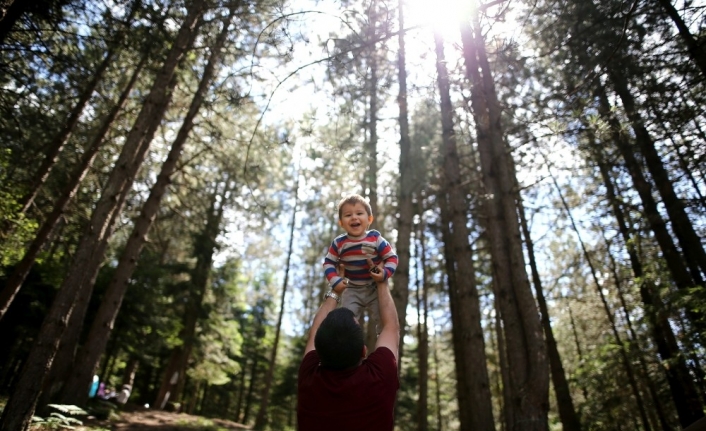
337 194 372 219
315 308 364 370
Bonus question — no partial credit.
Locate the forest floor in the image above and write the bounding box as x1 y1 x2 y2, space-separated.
86 409 251 430
34 407 251 431
0 398 251 431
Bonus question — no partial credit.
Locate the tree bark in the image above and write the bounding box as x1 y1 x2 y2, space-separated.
242 355 260 425
42 58 182 412
655 0 706 78
0 3 207 429
437 194 469 429
434 29 495 431
15 0 141 215
460 17 549 430
516 191 582 431
0 0 25 44
253 171 299 430
604 235 671 431
58 7 236 407
391 0 414 370
607 67 706 282
589 128 704 427
0 54 147 321
365 0 379 222
415 222 428 431
542 154 653 431
431 331 443 431
595 84 706 334
154 177 232 410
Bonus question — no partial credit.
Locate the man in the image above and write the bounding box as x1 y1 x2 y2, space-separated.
297 260 400 431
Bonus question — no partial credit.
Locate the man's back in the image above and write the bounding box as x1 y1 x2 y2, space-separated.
297 347 399 431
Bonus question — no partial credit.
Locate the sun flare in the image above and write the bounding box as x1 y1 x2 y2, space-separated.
404 0 475 41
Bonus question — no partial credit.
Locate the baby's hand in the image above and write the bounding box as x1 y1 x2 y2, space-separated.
367 258 384 282
335 261 349 291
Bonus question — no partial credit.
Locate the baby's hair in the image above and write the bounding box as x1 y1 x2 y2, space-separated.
337 194 372 219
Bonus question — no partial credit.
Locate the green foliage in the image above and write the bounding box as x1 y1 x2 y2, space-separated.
0 151 38 273
30 404 87 430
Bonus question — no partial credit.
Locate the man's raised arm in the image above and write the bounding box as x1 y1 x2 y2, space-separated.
368 261 400 363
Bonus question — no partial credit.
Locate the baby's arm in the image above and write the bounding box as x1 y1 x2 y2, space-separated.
377 236 398 281
323 242 345 288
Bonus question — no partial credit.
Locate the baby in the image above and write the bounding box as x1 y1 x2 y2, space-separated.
323 194 398 333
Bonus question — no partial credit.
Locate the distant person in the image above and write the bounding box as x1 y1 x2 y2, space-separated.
323 194 398 333
116 384 131 405
298 260 400 431
104 387 116 400
89 375 99 398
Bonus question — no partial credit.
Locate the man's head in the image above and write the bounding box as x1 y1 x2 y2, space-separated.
337 194 374 237
314 307 366 370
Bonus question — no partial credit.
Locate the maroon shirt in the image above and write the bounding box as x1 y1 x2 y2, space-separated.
297 347 399 431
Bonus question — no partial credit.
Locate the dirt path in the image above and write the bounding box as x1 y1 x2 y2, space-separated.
83 409 250 430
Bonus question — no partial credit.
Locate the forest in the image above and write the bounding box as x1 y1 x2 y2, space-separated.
0 0 704 430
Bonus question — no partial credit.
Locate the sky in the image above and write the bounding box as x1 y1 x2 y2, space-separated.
216 0 544 337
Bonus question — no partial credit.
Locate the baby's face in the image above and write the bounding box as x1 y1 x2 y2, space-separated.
339 203 372 237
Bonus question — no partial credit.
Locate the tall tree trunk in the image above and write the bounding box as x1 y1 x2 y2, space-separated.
540 153 653 431
0 4 207 429
494 299 511 431
253 170 299 430
649 106 706 211
567 305 590 403
588 128 704 427
39 58 185 413
431 331 443 431
437 194 469 429
235 365 247 422
434 29 495 431
0 55 147 321
58 7 236 407
655 0 706 78
516 189 582 430
365 0 379 221
594 84 705 335
604 234 671 431
415 222 428 431
242 355 260 425
15 0 141 215
186 381 202 415
0 0 25 44
100 342 118 383
460 17 548 430
122 356 139 388
607 67 706 282
154 348 183 410
391 0 414 369
155 177 232 410
36 63 152 408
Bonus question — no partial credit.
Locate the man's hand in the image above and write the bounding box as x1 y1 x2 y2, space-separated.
334 261 348 294
367 258 385 283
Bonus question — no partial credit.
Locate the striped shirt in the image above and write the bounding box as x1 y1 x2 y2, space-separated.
324 230 398 289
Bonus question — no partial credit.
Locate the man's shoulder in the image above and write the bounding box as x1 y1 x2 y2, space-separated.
367 347 397 367
299 350 320 374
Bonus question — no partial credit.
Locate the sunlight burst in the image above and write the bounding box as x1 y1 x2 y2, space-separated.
405 0 475 41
